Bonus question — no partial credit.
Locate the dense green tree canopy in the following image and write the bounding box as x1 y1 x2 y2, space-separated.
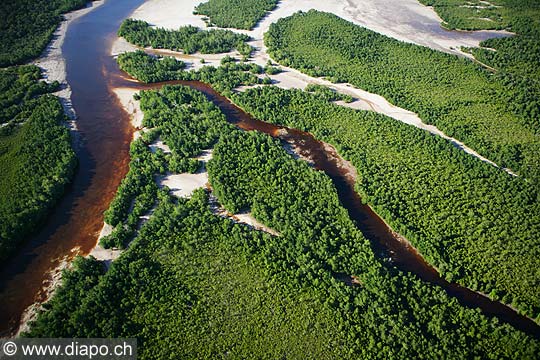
115 27 540 320
116 50 266 95
421 0 540 133
0 67 76 261
0 0 89 66
0 0 84 259
232 85 540 320
27 85 539 358
118 19 253 56
264 10 540 183
194 0 279 30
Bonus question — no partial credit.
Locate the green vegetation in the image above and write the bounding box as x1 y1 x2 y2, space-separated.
419 0 506 30
27 85 539 358
101 84 234 249
232 85 540 321
116 21 540 318
116 50 187 83
0 66 76 262
0 0 83 260
27 190 354 358
0 66 59 127
420 0 540 136
99 137 164 249
117 50 267 95
0 0 88 66
265 10 540 183
24 256 105 337
418 0 538 31
118 19 253 57
194 0 279 30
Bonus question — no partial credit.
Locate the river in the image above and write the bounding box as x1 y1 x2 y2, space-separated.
0 0 146 337
0 0 538 339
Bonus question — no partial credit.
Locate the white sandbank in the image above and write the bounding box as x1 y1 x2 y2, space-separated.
112 87 144 137
233 213 280 236
120 0 509 54
115 0 515 175
89 224 123 266
208 194 280 236
33 0 105 121
160 171 210 198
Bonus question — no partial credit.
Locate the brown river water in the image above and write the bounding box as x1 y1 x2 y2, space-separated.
0 0 538 339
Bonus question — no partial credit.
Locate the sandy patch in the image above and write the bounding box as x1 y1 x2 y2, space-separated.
159 149 213 198
233 213 280 236
88 223 123 266
197 149 213 162
147 48 242 70
130 0 207 29
33 0 105 120
111 37 138 57
149 137 171 153
112 87 143 139
208 193 280 236
160 172 209 198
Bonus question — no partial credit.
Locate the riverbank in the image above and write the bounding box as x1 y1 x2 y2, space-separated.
6 0 106 338
33 0 105 121
1 0 147 338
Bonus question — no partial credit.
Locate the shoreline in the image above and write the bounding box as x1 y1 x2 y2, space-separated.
12 0 106 338
33 0 105 122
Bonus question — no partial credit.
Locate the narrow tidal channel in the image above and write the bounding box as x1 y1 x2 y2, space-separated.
111 70 540 338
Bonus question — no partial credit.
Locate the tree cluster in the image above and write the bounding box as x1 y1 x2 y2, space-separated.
0 66 76 262
118 19 253 56
232 85 540 321
0 0 88 66
100 85 234 249
116 50 267 95
264 10 540 183
194 0 279 30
